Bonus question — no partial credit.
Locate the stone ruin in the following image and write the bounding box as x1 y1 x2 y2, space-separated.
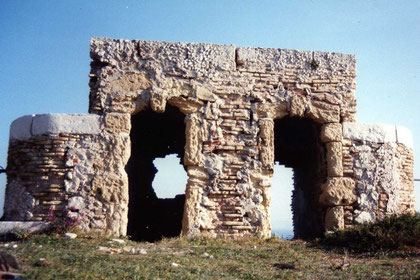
2 37 415 241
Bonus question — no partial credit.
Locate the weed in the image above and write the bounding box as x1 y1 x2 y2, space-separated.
46 206 83 234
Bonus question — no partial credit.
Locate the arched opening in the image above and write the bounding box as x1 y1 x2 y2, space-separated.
125 105 186 242
273 117 327 239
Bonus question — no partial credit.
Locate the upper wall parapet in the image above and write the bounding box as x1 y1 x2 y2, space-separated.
89 37 357 122
90 37 356 76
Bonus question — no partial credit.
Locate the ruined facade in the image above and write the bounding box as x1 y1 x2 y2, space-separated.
3 38 415 240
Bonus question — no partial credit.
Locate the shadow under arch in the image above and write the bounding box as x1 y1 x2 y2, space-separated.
273 116 327 239
125 104 187 242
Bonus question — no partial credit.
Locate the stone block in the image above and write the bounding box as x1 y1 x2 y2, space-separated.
342 122 396 143
0 221 50 235
325 206 344 231
256 102 288 119
321 123 342 142
32 114 101 136
306 100 340 124
195 85 217 102
259 119 274 169
184 116 203 166
109 72 151 92
150 89 167 113
320 177 356 206
326 142 343 177
104 113 131 133
9 115 34 141
10 114 101 140
290 95 307 117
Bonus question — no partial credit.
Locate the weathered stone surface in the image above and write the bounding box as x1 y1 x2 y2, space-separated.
32 114 101 136
255 102 288 119
354 210 375 224
104 113 131 133
325 206 344 231
184 115 202 166
326 142 343 177
320 177 356 206
0 222 50 234
10 114 101 141
150 89 167 113
306 100 340 123
321 123 342 143
290 95 307 117
259 119 274 169
343 123 396 143
108 72 151 92
236 47 356 74
9 115 33 140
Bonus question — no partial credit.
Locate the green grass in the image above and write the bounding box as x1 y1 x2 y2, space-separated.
0 233 418 279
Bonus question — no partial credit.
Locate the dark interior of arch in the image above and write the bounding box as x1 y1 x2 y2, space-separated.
273 117 327 240
126 105 186 242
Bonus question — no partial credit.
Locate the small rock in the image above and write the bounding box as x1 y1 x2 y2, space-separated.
170 262 180 268
111 238 125 245
35 258 49 267
107 248 121 254
98 246 108 251
63 233 77 239
130 248 136 254
12 244 18 249
4 244 9 248
122 246 132 252
202 252 214 259
137 249 147 255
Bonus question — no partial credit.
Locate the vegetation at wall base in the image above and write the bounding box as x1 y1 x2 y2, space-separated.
319 213 420 253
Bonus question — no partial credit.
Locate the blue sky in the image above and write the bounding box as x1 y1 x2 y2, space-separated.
0 1 419 231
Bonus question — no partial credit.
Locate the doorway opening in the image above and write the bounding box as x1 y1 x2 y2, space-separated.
273 117 327 239
126 105 186 242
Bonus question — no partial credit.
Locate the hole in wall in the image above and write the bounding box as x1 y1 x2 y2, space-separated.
273 117 327 239
126 105 186 242
153 154 188 199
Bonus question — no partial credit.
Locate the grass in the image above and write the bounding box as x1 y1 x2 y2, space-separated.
319 213 420 253
0 233 418 279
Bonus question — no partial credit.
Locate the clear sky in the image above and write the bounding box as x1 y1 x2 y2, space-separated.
0 1 419 232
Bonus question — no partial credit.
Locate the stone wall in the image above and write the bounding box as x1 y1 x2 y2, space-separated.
3 38 415 239
87 37 360 239
338 123 415 228
4 114 130 236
